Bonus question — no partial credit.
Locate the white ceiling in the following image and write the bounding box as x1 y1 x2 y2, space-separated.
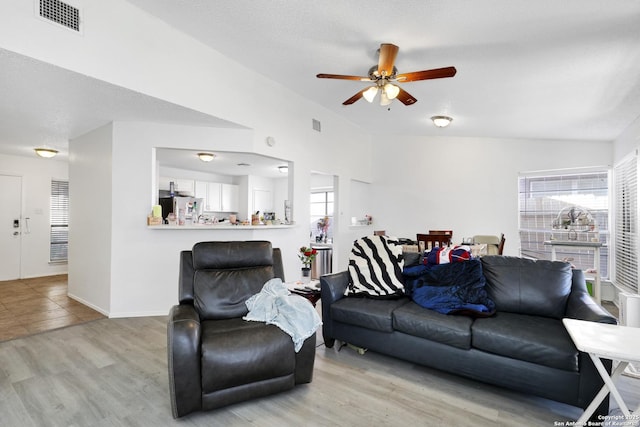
156 148 290 178
125 0 640 140
2 0 640 162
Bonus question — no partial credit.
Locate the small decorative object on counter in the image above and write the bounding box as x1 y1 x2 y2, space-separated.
284 200 292 224
192 201 199 225
167 212 177 225
147 205 163 225
252 211 260 225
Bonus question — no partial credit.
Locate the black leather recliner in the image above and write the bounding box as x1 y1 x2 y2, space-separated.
167 241 316 418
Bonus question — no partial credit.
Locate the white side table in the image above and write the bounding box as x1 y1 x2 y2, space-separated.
544 240 603 304
562 318 640 425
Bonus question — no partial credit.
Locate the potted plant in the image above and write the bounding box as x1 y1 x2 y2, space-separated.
298 246 318 281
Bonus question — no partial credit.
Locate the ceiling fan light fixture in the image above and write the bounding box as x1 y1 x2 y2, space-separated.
363 86 378 103
380 91 393 106
34 148 58 158
431 115 453 128
197 152 216 162
383 83 400 100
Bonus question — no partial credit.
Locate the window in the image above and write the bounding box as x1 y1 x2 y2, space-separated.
518 170 609 278
613 153 638 293
50 179 69 262
310 191 333 241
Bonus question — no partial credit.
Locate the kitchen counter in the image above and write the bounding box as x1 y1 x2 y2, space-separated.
148 223 296 230
310 243 333 248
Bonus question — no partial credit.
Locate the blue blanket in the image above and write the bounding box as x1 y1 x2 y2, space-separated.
403 259 495 316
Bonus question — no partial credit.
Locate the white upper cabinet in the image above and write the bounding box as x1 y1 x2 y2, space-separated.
195 181 237 212
221 183 239 212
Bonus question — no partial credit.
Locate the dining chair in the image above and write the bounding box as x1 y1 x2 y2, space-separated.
416 233 452 252
429 230 453 238
472 233 505 255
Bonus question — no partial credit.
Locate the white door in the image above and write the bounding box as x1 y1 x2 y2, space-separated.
0 175 22 280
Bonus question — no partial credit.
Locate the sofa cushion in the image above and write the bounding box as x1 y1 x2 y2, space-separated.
331 296 410 332
393 302 473 349
481 256 572 319
346 235 405 297
471 312 578 371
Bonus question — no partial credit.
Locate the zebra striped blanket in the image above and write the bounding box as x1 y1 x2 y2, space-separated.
345 235 405 297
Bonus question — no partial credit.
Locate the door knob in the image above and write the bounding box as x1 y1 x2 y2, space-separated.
13 231 19 236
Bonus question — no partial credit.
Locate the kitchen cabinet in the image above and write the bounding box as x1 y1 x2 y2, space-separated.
159 177 195 195
195 181 238 212
221 183 238 212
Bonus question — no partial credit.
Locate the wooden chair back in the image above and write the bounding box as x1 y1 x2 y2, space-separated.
498 233 506 255
416 233 452 252
429 230 453 239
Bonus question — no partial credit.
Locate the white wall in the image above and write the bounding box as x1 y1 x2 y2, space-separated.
0 0 371 316
370 135 613 256
0 153 68 278
83 122 368 317
68 124 113 314
613 114 640 164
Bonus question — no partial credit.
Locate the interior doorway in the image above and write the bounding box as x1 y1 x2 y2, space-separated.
0 174 23 280
310 172 338 279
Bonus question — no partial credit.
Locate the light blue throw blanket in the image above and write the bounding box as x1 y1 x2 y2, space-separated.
244 278 322 352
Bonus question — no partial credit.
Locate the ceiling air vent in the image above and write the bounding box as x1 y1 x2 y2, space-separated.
37 0 81 33
312 119 321 132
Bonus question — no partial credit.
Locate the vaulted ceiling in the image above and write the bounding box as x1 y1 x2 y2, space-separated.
126 0 640 140
1 1 640 160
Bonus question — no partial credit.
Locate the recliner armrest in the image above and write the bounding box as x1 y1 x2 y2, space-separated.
565 269 617 324
167 304 202 418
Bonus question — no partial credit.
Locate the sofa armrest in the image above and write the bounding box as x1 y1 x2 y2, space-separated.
320 270 350 305
320 271 350 348
167 304 202 418
565 269 617 324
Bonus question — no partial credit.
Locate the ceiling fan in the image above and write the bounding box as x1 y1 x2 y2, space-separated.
317 43 456 106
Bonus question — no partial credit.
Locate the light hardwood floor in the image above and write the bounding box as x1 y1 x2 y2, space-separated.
0 279 637 426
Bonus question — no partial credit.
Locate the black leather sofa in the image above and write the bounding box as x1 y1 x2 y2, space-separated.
320 255 616 416
167 241 316 418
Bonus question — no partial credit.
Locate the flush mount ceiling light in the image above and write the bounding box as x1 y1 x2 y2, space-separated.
278 165 289 173
197 152 216 162
431 115 453 128
34 148 58 158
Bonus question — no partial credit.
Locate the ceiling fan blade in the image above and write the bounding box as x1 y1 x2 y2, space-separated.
317 73 371 81
377 43 399 77
396 87 418 105
395 66 457 82
342 88 368 105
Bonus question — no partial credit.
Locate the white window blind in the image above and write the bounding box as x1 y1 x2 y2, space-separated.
518 170 609 278
50 179 69 262
613 153 638 293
